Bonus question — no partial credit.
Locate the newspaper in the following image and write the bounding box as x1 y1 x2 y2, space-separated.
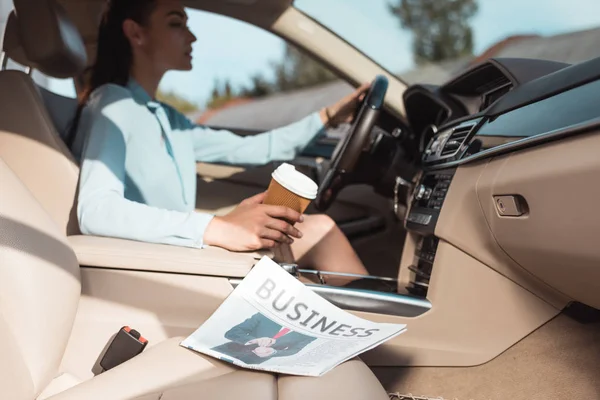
180 256 407 376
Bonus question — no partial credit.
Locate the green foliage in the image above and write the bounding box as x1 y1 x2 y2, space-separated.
389 0 478 64
156 90 199 115
270 44 337 92
206 78 239 109
232 44 336 103
240 74 273 98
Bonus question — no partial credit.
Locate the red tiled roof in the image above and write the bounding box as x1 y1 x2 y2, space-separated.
471 34 540 65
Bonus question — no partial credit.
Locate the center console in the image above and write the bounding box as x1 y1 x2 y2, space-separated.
403 168 456 297
406 169 455 235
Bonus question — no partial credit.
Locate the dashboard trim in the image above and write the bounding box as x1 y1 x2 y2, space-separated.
229 279 431 317
425 115 600 171
423 118 483 163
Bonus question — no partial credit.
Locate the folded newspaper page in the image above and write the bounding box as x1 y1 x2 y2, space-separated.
181 256 407 376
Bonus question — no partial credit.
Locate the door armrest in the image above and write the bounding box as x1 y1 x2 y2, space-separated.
67 235 273 278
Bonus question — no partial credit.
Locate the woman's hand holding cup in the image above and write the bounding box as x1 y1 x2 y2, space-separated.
203 192 304 251
204 163 318 252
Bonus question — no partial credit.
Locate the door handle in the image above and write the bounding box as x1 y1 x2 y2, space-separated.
493 195 528 217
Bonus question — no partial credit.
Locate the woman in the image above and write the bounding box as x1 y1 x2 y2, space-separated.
72 0 370 284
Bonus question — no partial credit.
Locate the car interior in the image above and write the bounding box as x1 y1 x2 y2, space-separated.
1 0 600 399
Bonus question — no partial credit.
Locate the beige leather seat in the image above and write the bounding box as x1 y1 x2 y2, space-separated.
0 1 389 399
0 1 81 236
37 85 80 142
0 156 387 400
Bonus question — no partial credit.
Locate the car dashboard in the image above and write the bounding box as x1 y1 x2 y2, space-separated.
395 56 600 307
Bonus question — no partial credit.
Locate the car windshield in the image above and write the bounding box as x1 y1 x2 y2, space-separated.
294 0 600 85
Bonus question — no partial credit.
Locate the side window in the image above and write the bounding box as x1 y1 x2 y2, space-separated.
158 9 347 131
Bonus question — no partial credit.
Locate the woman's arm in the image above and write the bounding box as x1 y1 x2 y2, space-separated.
181 83 369 165
77 86 214 248
187 112 326 165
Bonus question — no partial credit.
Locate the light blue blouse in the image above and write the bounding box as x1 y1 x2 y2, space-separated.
74 80 325 248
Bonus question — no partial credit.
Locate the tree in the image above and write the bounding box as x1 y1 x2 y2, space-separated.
239 73 273 98
156 90 199 115
239 44 336 99
272 44 337 91
210 78 220 101
389 0 478 64
206 78 236 109
203 43 337 108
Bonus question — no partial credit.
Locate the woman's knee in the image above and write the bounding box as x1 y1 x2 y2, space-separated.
302 214 337 236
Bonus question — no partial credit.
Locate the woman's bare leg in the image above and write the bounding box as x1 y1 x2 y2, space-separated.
290 214 368 285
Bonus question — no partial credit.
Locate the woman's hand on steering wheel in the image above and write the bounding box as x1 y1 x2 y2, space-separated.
319 83 371 127
203 192 304 251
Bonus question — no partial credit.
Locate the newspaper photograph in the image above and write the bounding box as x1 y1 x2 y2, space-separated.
181 256 407 376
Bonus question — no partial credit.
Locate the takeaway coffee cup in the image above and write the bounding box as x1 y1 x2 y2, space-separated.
263 163 318 214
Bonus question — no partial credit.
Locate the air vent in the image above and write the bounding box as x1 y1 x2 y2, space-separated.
440 121 478 157
475 74 511 95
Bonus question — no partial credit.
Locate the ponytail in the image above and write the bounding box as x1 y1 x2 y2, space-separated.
66 0 157 148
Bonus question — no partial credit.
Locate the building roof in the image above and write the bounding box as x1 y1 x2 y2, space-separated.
399 56 474 86
492 27 600 65
199 25 600 129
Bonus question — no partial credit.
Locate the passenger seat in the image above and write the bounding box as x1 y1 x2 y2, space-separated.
37 85 80 142
0 155 388 400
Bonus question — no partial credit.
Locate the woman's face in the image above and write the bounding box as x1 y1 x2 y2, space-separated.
131 0 197 72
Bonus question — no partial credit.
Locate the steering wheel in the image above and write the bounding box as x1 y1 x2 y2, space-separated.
314 75 388 211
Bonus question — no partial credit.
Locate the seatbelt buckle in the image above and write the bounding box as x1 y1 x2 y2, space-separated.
99 326 148 371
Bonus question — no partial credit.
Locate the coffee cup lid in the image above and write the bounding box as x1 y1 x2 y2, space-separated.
272 163 318 200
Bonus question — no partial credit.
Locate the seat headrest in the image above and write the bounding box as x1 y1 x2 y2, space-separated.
3 0 87 79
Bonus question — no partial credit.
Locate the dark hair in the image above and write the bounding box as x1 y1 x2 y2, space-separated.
66 0 157 147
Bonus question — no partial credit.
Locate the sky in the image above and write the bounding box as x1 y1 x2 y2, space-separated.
47 0 600 105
